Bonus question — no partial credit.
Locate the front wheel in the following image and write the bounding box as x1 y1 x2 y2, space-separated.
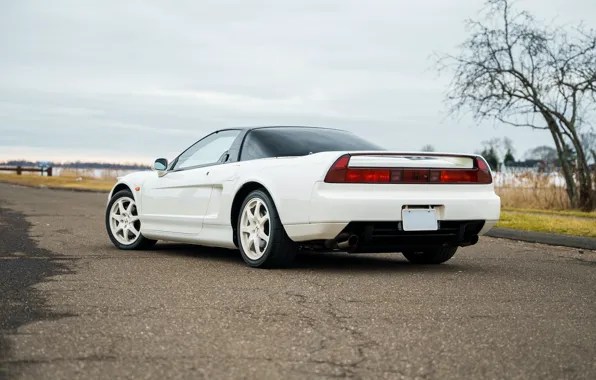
237 190 297 268
106 189 157 250
402 246 458 265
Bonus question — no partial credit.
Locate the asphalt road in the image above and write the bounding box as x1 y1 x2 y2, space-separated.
1 182 595 380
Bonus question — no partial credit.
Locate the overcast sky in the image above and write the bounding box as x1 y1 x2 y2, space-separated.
0 0 594 163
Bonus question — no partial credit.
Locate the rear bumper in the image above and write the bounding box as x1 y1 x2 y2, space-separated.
309 182 500 223
338 220 487 252
286 219 498 246
284 182 500 244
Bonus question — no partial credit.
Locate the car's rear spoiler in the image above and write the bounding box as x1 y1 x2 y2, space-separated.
325 152 492 184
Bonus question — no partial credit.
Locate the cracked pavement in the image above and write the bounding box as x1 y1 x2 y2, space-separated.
0 182 595 379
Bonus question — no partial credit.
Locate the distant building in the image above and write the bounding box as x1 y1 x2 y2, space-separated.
502 159 559 172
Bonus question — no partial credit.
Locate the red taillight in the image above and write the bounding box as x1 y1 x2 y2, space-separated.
475 157 492 184
325 155 391 183
324 155 350 183
431 170 479 183
346 169 390 183
324 155 492 184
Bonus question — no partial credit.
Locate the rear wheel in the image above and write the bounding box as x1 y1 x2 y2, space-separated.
402 246 457 264
237 190 297 268
106 190 157 250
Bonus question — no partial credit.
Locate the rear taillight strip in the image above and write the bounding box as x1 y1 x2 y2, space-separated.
324 154 492 184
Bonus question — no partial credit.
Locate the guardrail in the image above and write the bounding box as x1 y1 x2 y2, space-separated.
0 166 53 176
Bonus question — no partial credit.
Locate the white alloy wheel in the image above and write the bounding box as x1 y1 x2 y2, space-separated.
108 196 141 245
239 197 270 260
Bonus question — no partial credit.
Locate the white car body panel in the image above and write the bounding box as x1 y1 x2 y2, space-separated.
140 164 240 235
108 150 501 249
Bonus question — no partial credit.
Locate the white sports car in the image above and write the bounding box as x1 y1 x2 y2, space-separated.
105 126 500 268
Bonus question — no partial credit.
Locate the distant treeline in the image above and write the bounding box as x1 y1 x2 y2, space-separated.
0 160 151 170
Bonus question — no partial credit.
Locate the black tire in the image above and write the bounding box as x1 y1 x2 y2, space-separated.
402 246 458 265
236 190 297 268
105 189 157 250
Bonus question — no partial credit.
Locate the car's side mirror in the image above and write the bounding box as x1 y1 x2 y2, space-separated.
219 151 230 163
153 158 168 177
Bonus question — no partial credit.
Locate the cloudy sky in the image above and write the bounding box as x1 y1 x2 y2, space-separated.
0 0 593 164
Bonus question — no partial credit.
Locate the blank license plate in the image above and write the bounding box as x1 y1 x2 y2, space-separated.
402 208 438 231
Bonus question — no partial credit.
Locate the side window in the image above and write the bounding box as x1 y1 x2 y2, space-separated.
174 130 240 170
239 131 270 161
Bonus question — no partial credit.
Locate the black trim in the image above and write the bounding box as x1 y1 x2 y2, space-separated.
237 129 252 162
228 128 250 163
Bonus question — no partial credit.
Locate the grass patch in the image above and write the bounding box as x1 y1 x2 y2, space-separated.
496 186 570 210
502 207 596 219
497 211 596 238
0 173 115 192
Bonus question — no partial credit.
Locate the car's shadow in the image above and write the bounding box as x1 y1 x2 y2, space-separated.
150 243 467 273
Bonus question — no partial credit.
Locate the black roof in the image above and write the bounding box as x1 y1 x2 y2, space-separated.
224 125 347 132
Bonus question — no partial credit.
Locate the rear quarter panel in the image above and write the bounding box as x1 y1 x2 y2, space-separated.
233 152 341 225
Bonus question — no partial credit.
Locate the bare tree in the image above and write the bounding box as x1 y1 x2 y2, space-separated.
583 132 596 190
526 145 558 163
420 144 436 152
582 132 596 162
480 137 517 167
502 137 515 156
438 0 596 210
482 137 502 152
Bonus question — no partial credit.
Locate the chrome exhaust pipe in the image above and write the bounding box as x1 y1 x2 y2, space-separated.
324 234 358 250
324 233 347 249
337 235 358 250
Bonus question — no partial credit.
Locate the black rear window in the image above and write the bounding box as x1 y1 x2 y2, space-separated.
240 127 384 161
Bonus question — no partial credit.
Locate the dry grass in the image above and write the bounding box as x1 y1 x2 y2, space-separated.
497 211 596 238
493 169 596 214
0 172 115 192
494 171 596 235
56 167 131 180
496 186 571 210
